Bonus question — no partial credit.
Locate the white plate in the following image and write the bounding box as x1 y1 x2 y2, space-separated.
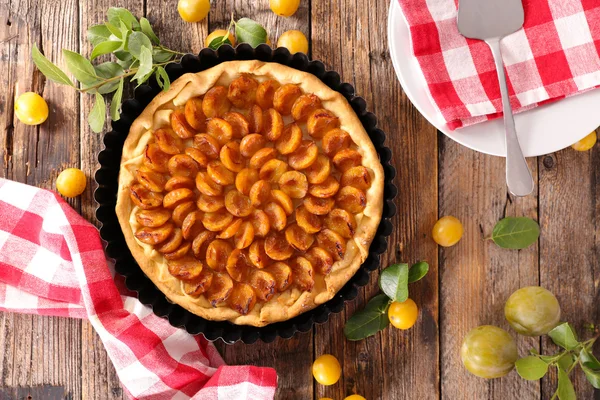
387 0 600 157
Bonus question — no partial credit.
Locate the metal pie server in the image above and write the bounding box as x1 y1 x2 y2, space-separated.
458 0 534 197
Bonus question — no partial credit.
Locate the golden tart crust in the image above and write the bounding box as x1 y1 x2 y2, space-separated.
116 60 384 326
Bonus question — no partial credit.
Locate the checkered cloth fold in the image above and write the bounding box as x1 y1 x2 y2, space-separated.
0 178 277 400
398 0 600 129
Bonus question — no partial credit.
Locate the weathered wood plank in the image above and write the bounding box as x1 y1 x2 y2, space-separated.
538 142 600 400
209 2 313 399
438 139 540 399
0 0 83 398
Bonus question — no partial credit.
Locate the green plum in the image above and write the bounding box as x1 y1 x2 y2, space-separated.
461 325 518 379
504 286 561 336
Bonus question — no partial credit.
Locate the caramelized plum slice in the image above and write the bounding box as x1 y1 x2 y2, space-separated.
163 188 195 209
195 171 223 196
322 128 351 157
305 246 334 275
273 84 302 116
249 148 277 170
219 141 244 172
279 171 308 199
308 176 340 198
288 140 318 170
171 109 196 139
226 249 251 282
248 240 271 269
305 154 331 184
296 205 322 233
291 257 315 291
206 239 234 272
225 190 253 217
262 108 284 141
234 221 255 249
207 160 235 186
216 218 243 239
265 262 293 292
197 194 225 212
184 97 207 131
304 195 335 215
183 268 214 297
275 123 302 155
227 75 258 108
155 128 184 155
249 180 271 208
184 147 209 168
135 223 173 245
341 166 372 190
163 242 192 260
205 272 234 306
130 183 163 210
249 209 271 238
291 93 322 122
157 228 184 253
193 134 221 159
168 154 199 178
270 189 294 215
228 283 257 315
223 111 250 138
239 134 266 158
332 149 362 172
235 168 259 195
172 201 196 226
136 208 171 228
307 109 340 139
316 229 347 261
167 257 204 281
192 231 216 259
143 144 170 173
324 208 357 239
182 210 205 240
136 168 166 193
248 270 277 301
202 86 231 118
165 176 195 192
207 117 233 145
259 159 288 182
285 223 315 251
264 232 294 261
247 104 263 134
263 202 287 232
336 186 367 214
256 79 280 110
202 211 234 232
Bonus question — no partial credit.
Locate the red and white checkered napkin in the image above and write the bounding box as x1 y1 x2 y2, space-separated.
397 0 600 129
0 178 277 400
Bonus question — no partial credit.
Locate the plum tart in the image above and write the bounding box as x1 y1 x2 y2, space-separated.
116 60 384 326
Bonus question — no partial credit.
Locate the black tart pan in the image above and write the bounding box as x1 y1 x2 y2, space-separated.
94 44 397 344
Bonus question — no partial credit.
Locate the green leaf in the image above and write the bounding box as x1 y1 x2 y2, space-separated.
93 62 124 94
515 356 549 380
155 66 170 91
128 31 152 59
62 50 99 85
557 353 577 372
107 7 139 30
549 323 580 350
110 78 124 121
140 17 159 44
408 261 429 283
379 263 409 302
491 217 540 249
344 294 390 341
90 40 122 60
153 49 173 63
87 24 112 46
208 36 233 50
580 348 600 370
557 367 576 400
31 45 74 87
235 18 268 48
104 22 122 39
132 46 153 85
88 93 106 133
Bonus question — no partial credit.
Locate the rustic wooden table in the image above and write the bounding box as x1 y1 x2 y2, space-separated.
1 0 599 399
